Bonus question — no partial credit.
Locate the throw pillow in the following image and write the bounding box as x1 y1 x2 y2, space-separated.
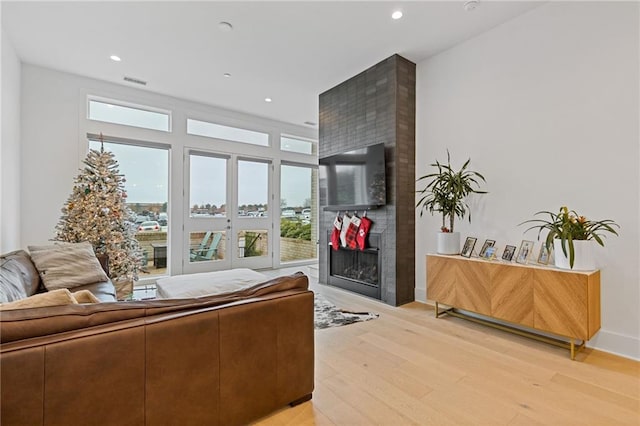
28 242 109 291
0 288 77 311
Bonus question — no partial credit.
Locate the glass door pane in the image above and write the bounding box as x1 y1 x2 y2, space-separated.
184 152 231 273
280 164 318 263
234 159 272 269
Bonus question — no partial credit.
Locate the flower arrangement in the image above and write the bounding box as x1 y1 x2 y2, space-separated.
520 206 619 268
416 151 487 233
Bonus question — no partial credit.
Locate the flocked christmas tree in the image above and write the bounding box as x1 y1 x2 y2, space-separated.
55 138 143 283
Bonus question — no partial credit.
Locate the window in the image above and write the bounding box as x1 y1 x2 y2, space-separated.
89 139 169 278
189 154 227 218
281 136 316 155
280 164 317 262
88 98 171 132
187 119 269 146
237 160 269 217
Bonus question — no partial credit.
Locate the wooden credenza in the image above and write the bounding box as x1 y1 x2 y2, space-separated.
426 254 601 359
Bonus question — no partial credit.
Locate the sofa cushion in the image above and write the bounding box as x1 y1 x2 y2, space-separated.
28 242 109 291
155 268 268 299
0 288 78 310
0 250 42 303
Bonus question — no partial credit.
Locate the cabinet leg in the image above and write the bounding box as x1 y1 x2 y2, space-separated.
435 302 440 318
570 339 575 360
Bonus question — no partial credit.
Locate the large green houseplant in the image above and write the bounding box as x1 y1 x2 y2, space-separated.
416 151 487 254
520 206 619 269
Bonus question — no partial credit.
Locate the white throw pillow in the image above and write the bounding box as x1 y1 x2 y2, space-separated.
28 242 109 290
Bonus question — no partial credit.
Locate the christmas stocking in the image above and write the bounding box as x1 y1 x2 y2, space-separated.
356 215 372 250
345 215 362 249
330 215 342 251
339 213 351 248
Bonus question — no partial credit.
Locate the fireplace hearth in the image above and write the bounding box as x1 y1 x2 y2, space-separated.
328 233 381 300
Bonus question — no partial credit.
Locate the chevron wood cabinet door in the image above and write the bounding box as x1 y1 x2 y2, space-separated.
426 255 456 306
533 269 600 340
455 259 491 315
490 264 534 327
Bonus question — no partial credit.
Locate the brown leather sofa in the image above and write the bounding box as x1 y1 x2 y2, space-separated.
0 250 314 425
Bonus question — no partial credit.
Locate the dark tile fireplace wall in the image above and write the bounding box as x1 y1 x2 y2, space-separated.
318 54 416 306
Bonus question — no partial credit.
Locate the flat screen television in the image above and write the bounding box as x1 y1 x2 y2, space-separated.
319 143 387 210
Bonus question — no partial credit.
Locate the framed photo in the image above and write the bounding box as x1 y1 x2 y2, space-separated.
516 240 535 264
537 243 552 265
484 246 496 259
502 245 516 261
479 239 496 258
461 237 477 258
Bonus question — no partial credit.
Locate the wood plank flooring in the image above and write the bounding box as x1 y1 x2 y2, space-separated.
255 270 640 425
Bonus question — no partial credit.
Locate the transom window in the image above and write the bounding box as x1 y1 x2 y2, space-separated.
187 119 269 146
281 135 316 155
88 97 171 132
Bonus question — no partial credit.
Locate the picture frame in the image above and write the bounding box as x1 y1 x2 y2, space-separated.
484 246 496 259
461 237 477 258
479 239 496 258
516 240 535 264
537 243 552 265
502 245 516 261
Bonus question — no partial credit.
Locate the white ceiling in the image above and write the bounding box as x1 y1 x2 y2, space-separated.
2 1 542 128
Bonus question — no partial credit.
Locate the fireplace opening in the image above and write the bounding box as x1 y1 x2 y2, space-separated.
327 232 381 300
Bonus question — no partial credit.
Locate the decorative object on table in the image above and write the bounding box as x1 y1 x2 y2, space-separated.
479 239 496 258
54 134 144 286
516 240 535 264
537 244 552 265
314 293 379 329
461 237 477 258
520 206 619 270
483 246 497 260
416 150 487 255
502 245 516 261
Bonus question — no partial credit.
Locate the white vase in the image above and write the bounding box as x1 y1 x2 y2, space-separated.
437 232 460 255
553 239 596 271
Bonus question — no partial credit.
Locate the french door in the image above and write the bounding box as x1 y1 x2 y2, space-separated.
183 149 273 274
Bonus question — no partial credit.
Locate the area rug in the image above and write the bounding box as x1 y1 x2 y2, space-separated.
314 293 379 330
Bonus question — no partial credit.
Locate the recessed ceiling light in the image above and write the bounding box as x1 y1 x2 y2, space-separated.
464 0 479 12
264 98 272 103
304 121 317 126
110 55 121 62
223 73 231 78
218 21 233 32
391 10 403 20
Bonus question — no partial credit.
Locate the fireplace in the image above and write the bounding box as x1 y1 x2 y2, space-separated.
327 232 381 300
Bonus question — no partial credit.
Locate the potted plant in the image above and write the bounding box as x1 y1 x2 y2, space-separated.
520 206 619 270
416 151 487 255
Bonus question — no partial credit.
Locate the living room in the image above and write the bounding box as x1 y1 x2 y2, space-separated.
2 1 639 424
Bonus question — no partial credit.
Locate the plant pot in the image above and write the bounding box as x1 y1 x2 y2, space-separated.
437 232 460 255
553 239 595 271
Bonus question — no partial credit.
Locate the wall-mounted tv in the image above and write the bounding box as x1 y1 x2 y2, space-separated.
319 143 387 210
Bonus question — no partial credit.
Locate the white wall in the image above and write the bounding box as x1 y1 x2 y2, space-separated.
1 29 21 252
416 2 639 359
20 64 316 272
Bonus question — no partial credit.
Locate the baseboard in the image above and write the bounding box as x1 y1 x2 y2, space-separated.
589 329 640 361
415 286 427 303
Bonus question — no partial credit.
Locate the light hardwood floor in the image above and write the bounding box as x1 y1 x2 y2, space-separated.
256 268 640 425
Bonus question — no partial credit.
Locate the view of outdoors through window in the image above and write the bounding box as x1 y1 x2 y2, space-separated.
89 140 169 278
280 164 317 262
